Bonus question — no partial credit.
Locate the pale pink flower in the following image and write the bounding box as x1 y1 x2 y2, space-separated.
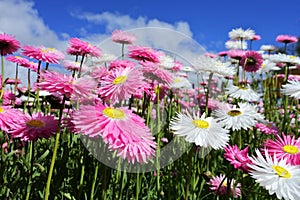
227 49 244 60
0 33 20 56
108 59 135 70
255 121 279 135
208 174 241 197
240 50 263 72
22 45 65 64
224 145 252 172
9 112 58 141
98 67 145 104
62 60 84 72
89 66 108 82
6 55 30 66
128 46 162 63
140 61 174 85
72 104 157 164
111 29 136 44
251 35 261 41
263 133 300 165
67 38 102 57
276 34 298 44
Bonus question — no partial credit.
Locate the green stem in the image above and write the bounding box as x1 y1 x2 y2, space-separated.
25 141 34 200
121 43 125 60
205 73 213 116
90 163 98 200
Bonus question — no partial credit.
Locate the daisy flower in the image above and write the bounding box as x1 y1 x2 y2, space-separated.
72 104 157 164
225 40 247 50
269 53 300 65
62 60 86 72
67 38 102 57
0 33 20 56
111 29 136 44
263 133 300 165
224 145 252 172
170 112 229 149
248 149 300 200
251 34 261 41
90 53 117 66
213 102 264 131
226 84 260 102
257 59 280 74
281 79 300 99
6 55 30 66
260 45 277 53
158 54 175 69
22 45 65 64
9 112 58 141
227 49 244 60
276 34 298 44
128 46 162 63
240 50 263 72
228 27 255 41
140 61 174 85
171 76 192 89
98 67 145 104
255 121 279 135
0 106 24 132
208 174 241 197
108 59 136 70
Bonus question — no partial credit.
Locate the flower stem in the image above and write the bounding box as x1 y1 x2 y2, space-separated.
78 54 86 78
25 141 34 200
90 162 98 200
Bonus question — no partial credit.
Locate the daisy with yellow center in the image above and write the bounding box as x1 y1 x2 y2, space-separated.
170 112 229 149
226 84 260 102
248 149 300 200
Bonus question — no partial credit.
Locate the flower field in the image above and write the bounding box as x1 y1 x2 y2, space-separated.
0 28 300 200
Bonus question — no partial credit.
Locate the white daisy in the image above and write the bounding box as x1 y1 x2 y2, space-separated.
214 61 236 77
170 112 229 149
213 102 264 131
269 53 300 65
182 66 195 72
225 40 247 50
257 59 280 74
171 76 192 89
226 84 260 102
260 45 277 52
248 149 300 200
159 54 175 69
281 79 300 99
228 27 255 41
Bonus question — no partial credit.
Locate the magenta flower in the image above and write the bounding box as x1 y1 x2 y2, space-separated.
22 61 38 72
251 34 261 41
6 55 30 66
218 51 228 57
208 174 241 197
224 145 252 172
108 59 135 70
72 104 157 164
67 38 102 57
0 106 24 132
98 67 145 104
263 133 300 165
22 45 65 64
255 121 279 135
0 33 20 56
276 34 298 44
227 49 244 60
240 50 263 72
128 46 162 63
9 112 58 141
140 61 174 85
37 70 96 99
111 29 136 44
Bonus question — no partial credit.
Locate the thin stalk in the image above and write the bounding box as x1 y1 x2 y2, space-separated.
90 163 98 200
0 52 5 100
25 141 34 200
14 63 18 95
78 54 86 78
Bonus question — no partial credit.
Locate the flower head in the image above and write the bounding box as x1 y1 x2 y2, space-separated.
67 38 102 57
224 145 252 172
226 84 260 102
228 27 255 41
0 33 20 56
111 29 136 44
6 55 30 66
22 45 65 64
170 112 229 149
248 149 300 200
9 112 58 141
256 121 279 135
72 104 157 164
276 34 298 44
240 50 263 72
140 61 174 85
208 174 241 197
281 79 300 99
0 106 24 132
128 46 162 63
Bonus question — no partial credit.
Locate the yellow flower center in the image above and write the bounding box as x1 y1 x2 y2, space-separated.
227 109 242 117
272 165 291 178
238 85 249 90
283 145 299 154
192 119 210 129
174 78 181 83
289 56 295 59
103 107 125 119
0 107 4 113
222 181 227 187
113 75 127 85
26 120 45 127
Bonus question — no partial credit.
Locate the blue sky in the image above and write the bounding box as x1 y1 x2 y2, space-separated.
1 0 300 53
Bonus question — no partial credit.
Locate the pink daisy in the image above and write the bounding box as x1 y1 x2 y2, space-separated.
21 61 38 72
240 50 263 72
89 66 108 82
67 38 102 57
0 33 20 56
111 29 136 44
224 145 252 172
251 34 261 41
9 112 58 141
0 106 24 132
140 61 174 85
208 174 241 197
37 70 96 99
6 55 30 66
108 59 135 70
128 46 162 63
98 67 145 104
263 133 300 165
255 121 279 135
22 45 65 64
227 49 244 60
276 34 298 44
218 51 228 57
72 104 157 164
62 60 86 72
